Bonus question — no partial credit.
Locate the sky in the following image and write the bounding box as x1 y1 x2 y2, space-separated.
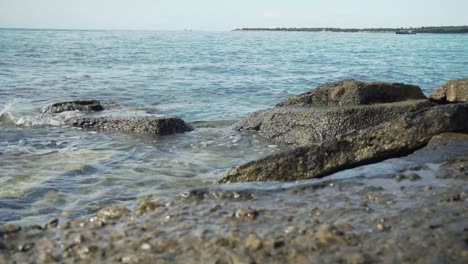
0 0 467 31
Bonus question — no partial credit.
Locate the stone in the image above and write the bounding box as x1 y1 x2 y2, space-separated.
245 234 262 251
0 224 21 235
236 79 432 146
66 116 193 136
277 79 427 107
236 100 432 146
97 205 131 221
43 100 104 114
430 78 468 104
219 103 468 183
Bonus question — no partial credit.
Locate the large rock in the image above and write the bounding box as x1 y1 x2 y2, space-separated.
277 80 427 107
66 116 192 135
430 78 468 103
220 103 468 183
236 100 432 146
236 79 432 146
43 100 104 114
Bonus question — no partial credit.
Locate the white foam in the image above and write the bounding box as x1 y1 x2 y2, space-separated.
0 102 86 127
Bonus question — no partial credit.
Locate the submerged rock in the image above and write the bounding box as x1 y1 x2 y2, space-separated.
43 100 104 114
430 78 468 104
236 80 432 146
220 103 468 183
277 79 427 107
43 100 192 136
66 116 193 135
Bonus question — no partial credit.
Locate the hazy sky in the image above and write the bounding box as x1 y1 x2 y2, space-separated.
1 0 467 30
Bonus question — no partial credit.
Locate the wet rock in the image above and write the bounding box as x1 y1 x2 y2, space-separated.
430 78 468 104
245 234 262 251
0 224 21 235
234 207 259 219
377 223 391 232
277 80 427 107
18 242 34 252
315 224 346 245
97 205 131 221
135 200 162 215
408 173 422 181
43 100 104 114
66 115 193 136
220 103 468 183
237 100 432 146
236 80 432 146
394 174 406 182
41 217 59 229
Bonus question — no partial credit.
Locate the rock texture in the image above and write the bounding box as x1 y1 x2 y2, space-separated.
277 79 427 107
67 116 193 136
43 100 104 114
236 80 432 146
430 78 468 103
220 103 468 183
236 100 432 146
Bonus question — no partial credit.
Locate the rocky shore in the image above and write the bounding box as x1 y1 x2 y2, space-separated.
1 78 467 263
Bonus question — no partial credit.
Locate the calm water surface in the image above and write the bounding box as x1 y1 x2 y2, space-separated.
1 29 467 223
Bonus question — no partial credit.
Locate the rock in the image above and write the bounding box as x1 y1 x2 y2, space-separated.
277 80 427 107
66 116 193 136
236 100 432 146
43 100 104 114
219 103 468 183
430 78 468 104
236 79 432 146
97 205 131 221
0 224 21 235
245 234 262 251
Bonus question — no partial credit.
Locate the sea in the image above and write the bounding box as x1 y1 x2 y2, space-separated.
1 29 467 224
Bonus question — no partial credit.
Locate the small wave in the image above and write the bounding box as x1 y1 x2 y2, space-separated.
0 102 14 124
0 102 86 127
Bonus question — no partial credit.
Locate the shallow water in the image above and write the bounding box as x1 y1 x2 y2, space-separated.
1 29 467 224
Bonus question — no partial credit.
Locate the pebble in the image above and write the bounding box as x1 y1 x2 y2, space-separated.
141 243 152 251
245 234 262 251
0 224 21 234
408 173 422 181
235 207 259 218
377 223 390 232
394 174 406 182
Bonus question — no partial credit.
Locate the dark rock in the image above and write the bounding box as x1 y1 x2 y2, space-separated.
66 116 193 136
43 100 104 114
430 78 468 104
220 103 468 183
277 80 427 107
236 100 432 145
236 80 432 146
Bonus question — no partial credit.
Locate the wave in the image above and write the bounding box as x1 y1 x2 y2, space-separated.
0 102 85 127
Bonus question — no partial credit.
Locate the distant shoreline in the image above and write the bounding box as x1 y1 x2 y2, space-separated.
235 26 468 34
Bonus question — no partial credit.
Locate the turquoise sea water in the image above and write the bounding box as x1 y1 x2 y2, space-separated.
1 29 467 224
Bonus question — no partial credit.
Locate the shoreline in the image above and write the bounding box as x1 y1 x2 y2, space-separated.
1 133 467 263
234 26 468 34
